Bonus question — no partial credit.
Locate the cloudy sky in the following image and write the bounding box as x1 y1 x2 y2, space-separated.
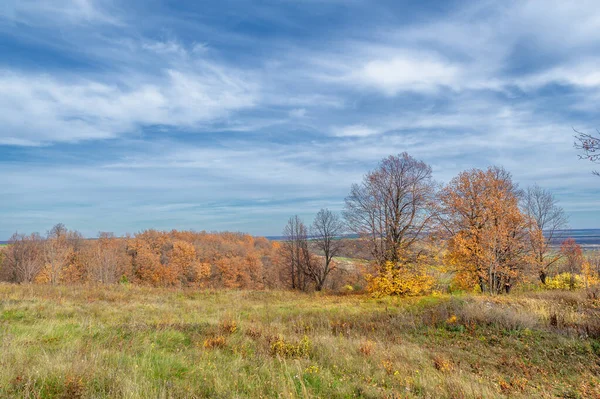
1 0 599 239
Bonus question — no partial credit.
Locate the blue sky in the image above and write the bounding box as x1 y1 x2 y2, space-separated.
1 0 599 239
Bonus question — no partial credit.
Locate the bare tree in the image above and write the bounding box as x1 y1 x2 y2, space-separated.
574 128 600 176
344 153 437 267
523 185 568 284
2 233 43 283
282 215 310 290
87 232 125 284
44 223 73 285
309 208 345 291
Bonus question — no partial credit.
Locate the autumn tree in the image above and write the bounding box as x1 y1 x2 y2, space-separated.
1 227 281 289
126 234 163 285
344 153 436 266
38 224 78 285
282 216 311 290
574 128 600 176
588 251 600 276
309 208 345 291
560 238 584 290
440 167 529 295
1 233 43 283
170 240 210 285
523 185 568 284
86 233 128 284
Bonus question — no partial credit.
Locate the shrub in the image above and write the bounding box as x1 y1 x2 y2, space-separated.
219 319 238 334
433 355 454 373
359 340 375 356
203 336 226 349
367 261 434 297
269 335 311 358
546 273 584 290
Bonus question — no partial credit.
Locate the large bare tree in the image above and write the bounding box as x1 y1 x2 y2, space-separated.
523 184 568 284
574 128 600 176
282 215 311 290
2 232 43 283
43 223 74 285
344 153 437 267
87 232 126 284
309 208 345 291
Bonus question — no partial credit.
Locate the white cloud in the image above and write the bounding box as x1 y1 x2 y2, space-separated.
0 0 120 26
288 108 307 118
515 60 600 89
332 124 379 137
2 0 600 236
0 65 259 145
353 53 462 95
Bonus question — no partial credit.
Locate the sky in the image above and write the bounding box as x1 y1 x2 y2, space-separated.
1 0 599 239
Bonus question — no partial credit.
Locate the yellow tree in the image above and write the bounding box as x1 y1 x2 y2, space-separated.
440 167 529 294
560 238 584 290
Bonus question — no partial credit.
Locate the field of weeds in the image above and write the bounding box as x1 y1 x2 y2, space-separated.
1 284 600 398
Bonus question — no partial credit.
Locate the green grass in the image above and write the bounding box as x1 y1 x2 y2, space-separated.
1 284 599 398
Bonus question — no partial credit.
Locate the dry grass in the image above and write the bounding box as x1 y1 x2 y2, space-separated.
1 284 599 398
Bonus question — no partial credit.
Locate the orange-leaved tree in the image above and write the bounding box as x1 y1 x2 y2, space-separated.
439 166 529 294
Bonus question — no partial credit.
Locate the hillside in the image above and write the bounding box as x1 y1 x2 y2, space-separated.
1 284 599 398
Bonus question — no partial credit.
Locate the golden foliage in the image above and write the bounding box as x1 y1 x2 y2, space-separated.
582 260 600 289
203 336 226 349
441 167 528 294
125 230 276 288
269 335 311 358
367 261 434 297
545 273 584 290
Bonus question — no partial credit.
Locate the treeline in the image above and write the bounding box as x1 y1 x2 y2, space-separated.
0 226 290 288
280 153 600 296
2 152 599 295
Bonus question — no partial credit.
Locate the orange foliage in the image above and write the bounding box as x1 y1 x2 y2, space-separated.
440 167 529 294
124 230 277 288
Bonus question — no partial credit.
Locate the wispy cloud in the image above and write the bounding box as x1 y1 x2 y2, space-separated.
0 0 121 26
1 0 599 238
0 63 259 145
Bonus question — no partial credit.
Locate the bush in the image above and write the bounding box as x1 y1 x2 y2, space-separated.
367 261 434 297
203 336 226 349
269 335 311 358
546 273 583 290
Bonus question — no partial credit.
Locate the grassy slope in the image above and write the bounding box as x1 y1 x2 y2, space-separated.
1 285 599 398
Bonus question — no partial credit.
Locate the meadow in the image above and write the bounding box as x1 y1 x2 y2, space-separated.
1 284 600 398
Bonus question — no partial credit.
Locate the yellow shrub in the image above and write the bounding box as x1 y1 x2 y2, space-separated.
219 319 238 334
270 335 311 358
203 336 226 349
367 261 434 297
545 273 583 290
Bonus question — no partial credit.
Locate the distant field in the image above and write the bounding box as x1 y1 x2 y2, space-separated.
1 285 599 398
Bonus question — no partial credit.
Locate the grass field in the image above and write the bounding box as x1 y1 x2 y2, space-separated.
1 284 600 398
